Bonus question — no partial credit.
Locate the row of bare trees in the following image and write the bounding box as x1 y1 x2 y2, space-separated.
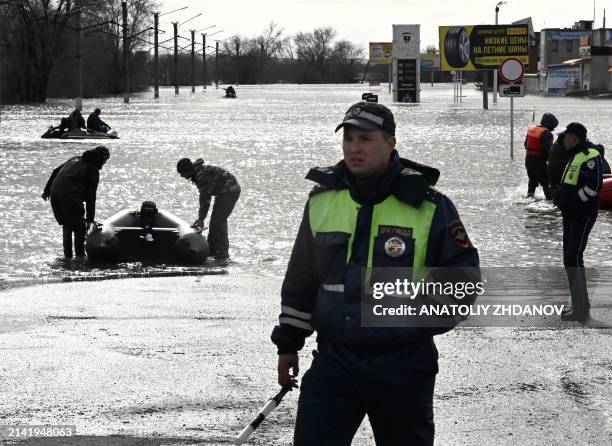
214 23 364 84
0 0 156 103
0 2 365 103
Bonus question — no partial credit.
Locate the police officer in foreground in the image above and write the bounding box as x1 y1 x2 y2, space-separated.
271 102 480 445
176 158 241 261
552 122 602 323
524 112 558 199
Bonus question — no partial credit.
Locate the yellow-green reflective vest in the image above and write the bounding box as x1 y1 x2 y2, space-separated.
308 189 437 269
562 148 600 186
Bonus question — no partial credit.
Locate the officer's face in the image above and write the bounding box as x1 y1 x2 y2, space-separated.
342 126 396 178
564 133 579 150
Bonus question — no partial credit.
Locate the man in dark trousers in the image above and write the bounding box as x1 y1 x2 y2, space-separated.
87 108 111 133
176 158 241 261
42 146 110 258
552 122 602 323
271 101 480 445
524 112 558 199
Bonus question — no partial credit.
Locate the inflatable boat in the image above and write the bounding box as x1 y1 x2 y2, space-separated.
86 201 208 264
41 128 119 139
600 174 612 210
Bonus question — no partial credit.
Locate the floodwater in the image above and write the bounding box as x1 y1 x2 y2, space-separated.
1 84 612 289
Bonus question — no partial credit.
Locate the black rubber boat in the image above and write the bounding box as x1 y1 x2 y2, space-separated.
86 201 208 264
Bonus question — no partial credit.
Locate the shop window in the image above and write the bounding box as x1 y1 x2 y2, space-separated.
566 40 573 52
552 40 558 52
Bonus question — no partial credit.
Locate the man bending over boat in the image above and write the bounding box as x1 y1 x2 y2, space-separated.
176 158 241 261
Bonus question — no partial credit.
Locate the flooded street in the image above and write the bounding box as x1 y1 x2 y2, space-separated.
1 84 612 287
1 85 611 445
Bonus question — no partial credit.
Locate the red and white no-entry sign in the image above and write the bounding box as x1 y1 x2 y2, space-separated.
499 58 525 83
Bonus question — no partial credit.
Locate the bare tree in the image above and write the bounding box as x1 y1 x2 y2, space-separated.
331 39 364 82
1 0 73 102
278 36 294 60
86 0 157 92
256 21 283 60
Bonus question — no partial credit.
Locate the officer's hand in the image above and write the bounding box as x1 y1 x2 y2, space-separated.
192 218 204 229
278 353 299 389
41 192 50 201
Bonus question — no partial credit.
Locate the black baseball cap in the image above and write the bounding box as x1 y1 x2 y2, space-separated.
565 122 587 141
335 101 396 135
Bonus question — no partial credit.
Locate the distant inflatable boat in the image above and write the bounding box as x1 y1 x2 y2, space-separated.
86 201 208 264
600 175 612 210
41 128 119 139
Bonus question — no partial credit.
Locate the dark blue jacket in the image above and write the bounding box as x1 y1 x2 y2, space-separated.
271 152 480 359
552 141 603 212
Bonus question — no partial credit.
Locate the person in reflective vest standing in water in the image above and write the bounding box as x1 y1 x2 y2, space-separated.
552 122 602 323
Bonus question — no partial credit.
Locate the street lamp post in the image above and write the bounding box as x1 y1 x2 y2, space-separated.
493 1 507 104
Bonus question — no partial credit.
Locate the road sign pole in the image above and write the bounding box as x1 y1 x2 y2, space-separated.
499 58 524 160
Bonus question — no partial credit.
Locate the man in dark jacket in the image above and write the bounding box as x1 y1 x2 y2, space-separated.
42 146 110 258
549 134 610 189
271 101 480 445
547 131 569 190
552 122 602 322
524 112 558 199
66 109 86 131
176 158 241 261
87 108 111 133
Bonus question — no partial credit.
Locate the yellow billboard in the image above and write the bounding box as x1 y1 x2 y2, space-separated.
439 25 529 71
369 42 392 65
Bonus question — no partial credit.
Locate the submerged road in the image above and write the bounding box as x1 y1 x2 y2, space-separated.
0 275 610 445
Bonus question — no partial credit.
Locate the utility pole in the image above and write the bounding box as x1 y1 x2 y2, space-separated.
173 22 179 94
75 0 83 109
154 12 159 98
122 0 129 103
191 30 195 93
215 40 219 88
202 33 207 89
493 1 507 104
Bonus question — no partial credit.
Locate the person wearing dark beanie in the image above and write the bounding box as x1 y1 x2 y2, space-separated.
42 146 110 258
552 123 602 323
176 157 241 261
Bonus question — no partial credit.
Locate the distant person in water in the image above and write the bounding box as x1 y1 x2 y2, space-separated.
42 146 110 258
66 108 86 131
524 112 558 199
176 158 241 261
87 108 111 133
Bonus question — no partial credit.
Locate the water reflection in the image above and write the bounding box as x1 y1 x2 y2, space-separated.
1 84 611 288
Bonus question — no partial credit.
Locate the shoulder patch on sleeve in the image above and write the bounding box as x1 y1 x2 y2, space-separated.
586 159 596 170
448 219 473 249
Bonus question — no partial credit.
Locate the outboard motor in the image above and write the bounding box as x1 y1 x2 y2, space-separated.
139 201 158 242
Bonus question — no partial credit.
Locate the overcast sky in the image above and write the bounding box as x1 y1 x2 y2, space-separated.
159 0 602 50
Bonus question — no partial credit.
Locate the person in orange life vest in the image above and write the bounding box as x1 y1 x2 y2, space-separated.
524 113 558 199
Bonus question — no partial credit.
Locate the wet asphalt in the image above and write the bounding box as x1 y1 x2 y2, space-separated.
0 275 610 445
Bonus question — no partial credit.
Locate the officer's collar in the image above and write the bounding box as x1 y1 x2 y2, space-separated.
306 151 440 207
568 140 590 156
